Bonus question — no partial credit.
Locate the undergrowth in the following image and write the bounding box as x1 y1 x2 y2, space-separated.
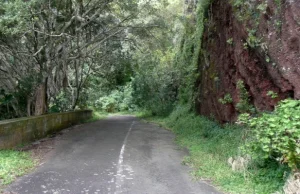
139 106 288 194
84 111 108 123
0 150 35 187
239 99 300 171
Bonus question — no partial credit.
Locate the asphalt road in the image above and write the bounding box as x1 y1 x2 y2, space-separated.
5 115 221 194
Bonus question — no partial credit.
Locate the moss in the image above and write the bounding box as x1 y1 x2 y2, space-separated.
236 80 255 113
0 111 92 149
175 0 212 106
219 93 233 104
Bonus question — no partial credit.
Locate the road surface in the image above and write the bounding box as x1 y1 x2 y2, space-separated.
5 115 221 194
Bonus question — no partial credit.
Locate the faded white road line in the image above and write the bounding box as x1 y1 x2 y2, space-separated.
116 121 135 193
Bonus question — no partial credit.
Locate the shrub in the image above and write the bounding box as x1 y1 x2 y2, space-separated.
132 62 179 116
95 84 136 113
49 91 72 113
96 96 118 112
239 99 300 171
267 91 278 99
236 80 255 113
218 93 233 104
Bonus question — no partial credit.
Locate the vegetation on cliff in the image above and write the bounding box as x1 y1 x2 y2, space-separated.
137 0 300 193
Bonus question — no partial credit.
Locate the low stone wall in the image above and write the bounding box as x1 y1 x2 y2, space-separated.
0 110 92 149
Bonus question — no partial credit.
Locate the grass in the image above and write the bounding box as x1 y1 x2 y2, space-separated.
138 106 288 194
84 111 108 123
0 150 35 187
84 110 139 123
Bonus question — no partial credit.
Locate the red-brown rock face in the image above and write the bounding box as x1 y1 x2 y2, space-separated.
195 0 300 122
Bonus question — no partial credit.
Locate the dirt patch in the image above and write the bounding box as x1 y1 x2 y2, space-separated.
19 137 56 166
18 127 76 166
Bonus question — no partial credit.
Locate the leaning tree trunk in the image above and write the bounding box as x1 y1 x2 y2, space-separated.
34 78 48 116
27 97 32 116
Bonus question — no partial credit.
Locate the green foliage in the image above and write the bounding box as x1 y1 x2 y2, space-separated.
246 29 261 48
239 99 300 171
140 106 287 193
0 73 41 118
49 91 72 113
0 89 12 106
275 20 282 32
0 0 36 35
173 0 211 106
131 0 215 116
218 93 233 104
97 96 118 113
131 52 179 117
0 150 35 185
267 91 278 99
126 0 187 116
230 0 255 22
230 0 267 23
0 89 14 120
132 58 179 116
256 2 267 14
274 0 281 7
83 111 107 123
226 38 233 45
95 84 136 113
236 80 255 113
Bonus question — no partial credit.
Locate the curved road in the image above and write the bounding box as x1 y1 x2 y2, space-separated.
5 116 221 194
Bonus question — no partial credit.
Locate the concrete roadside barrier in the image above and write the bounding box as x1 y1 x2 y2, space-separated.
0 110 92 149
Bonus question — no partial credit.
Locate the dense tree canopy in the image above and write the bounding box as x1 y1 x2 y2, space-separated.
0 0 183 119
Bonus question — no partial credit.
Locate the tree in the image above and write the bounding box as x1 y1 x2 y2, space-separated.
0 0 166 118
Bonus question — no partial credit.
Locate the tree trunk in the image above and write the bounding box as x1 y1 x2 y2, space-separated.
34 79 48 116
27 97 32 116
71 88 80 110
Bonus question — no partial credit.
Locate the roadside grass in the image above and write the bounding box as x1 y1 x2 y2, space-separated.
138 106 288 194
84 111 108 123
84 110 138 123
0 150 35 187
110 111 136 116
